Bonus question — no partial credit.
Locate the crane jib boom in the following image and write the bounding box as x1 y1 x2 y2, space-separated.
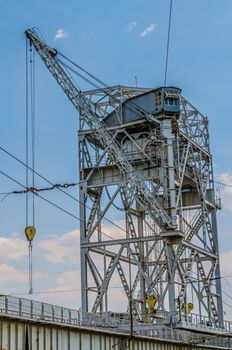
25 28 174 230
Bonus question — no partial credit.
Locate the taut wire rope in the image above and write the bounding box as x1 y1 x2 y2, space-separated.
164 0 173 87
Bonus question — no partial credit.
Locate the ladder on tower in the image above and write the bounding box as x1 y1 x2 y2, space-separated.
195 254 219 323
177 210 204 257
178 249 195 310
149 211 204 291
91 246 124 313
86 189 102 238
116 262 138 317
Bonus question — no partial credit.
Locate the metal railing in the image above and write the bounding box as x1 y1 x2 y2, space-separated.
0 295 232 348
178 312 223 330
0 295 80 325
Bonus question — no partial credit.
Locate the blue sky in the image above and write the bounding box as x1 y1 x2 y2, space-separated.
1 0 232 317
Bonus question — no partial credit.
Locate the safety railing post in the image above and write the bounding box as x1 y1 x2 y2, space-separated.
5 296 8 314
78 310 80 325
19 298 22 316
61 307 63 323
30 300 33 319
52 305 54 322
41 303 44 319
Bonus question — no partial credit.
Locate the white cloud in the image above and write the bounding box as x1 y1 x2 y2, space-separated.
0 235 27 261
38 230 79 264
220 251 232 276
140 23 156 37
36 270 81 307
38 221 126 265
56 270 81 289
46 270 127 311
217 173 232 211
0 264 47 286
0 264 27 285
0 221 129 308
54 29 68 40
101 220 126 240
125 21 137 33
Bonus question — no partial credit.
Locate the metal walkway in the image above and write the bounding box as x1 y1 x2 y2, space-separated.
0 295 232 349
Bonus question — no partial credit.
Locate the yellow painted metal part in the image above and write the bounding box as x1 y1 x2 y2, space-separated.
181 302 194 314
144 294 157 309
24 226 36 242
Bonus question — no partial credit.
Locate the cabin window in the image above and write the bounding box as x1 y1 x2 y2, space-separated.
167 98 173 105
165 97 179 106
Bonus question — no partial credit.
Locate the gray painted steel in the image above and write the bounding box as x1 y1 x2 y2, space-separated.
24 28 224 332
0 315 232 350
104 87 181 127
78 85 224 327
1 295 232 350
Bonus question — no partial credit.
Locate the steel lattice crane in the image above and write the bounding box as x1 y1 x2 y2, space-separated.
25 28 224 327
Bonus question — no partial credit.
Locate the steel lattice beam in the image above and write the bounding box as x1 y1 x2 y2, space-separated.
25 28 224 328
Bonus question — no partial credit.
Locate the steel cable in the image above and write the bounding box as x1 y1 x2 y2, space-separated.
164 0 173 87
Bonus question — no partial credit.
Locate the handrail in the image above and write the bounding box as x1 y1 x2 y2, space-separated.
0 294 232 348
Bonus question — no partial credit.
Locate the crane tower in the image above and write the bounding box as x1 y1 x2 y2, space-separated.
25 28 224 327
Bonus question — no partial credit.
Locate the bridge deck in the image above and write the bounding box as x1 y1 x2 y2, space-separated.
0 295 231 349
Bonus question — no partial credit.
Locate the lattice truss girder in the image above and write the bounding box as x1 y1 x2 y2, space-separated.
24 27 223 327
79 90 223 326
